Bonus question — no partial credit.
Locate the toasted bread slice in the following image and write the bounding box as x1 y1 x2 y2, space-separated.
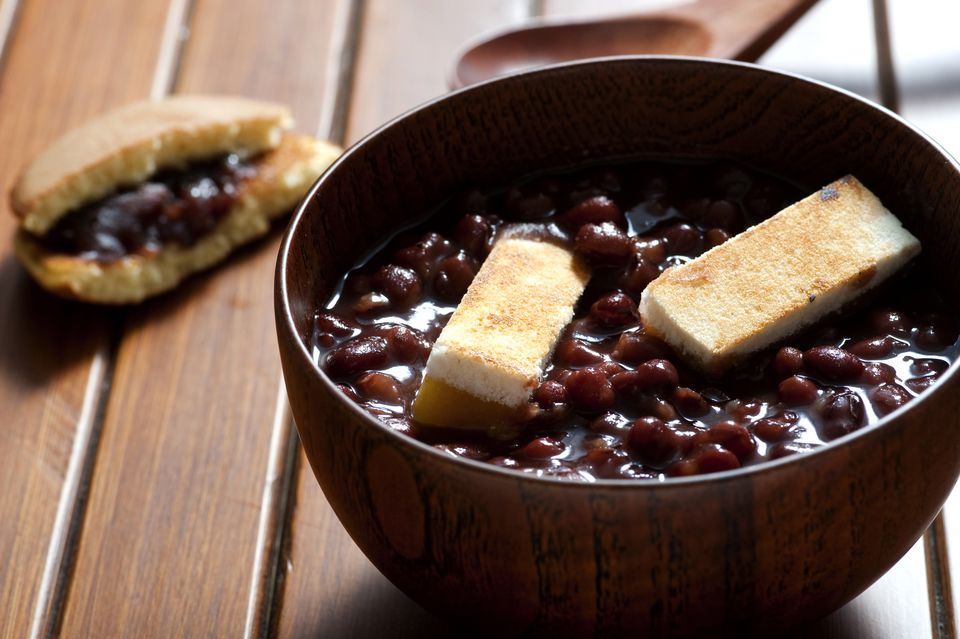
639 176 921 374
14 135 340 304
412 235 590 428
12 95 292 234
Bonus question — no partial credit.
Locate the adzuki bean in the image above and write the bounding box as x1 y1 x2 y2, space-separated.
315 159 958 481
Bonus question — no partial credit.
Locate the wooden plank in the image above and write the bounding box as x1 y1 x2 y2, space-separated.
0 1 174 637
761 0 880 100
55 1 344 636
273 1 531 636
795 540 934 637
765 0 935 635
277 450 457 637
341 0 529 141
926 516 954 638
889 0 960 153
889 0 960 635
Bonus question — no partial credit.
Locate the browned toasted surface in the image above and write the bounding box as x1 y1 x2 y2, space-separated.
640 176 921 372
414 236 590 417
11 95 292 233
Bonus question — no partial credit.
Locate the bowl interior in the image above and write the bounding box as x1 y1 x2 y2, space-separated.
282 57 960 367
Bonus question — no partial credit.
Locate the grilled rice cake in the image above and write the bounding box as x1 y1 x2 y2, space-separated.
639 176 921 373
413 235 590 428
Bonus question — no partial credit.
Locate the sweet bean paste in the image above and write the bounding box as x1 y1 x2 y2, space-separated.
43 153 258 262
314 160 959 481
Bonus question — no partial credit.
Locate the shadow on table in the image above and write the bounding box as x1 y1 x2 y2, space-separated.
786 604 897 639
288 568 467 639
0 255 121 387
0 218 289 389
120 220 286 336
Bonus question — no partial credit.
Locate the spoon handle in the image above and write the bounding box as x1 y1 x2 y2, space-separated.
663 0 821 60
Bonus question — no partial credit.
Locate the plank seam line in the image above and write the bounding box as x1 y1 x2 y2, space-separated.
871 0 899 113
29 0 195 634
869 4 946 634
0 0 24 75
316 0 364 151
255 0 366 634
926 515 957 639
151 0 194 100
243 382 300 639
863 7 946 635
29 343 109 639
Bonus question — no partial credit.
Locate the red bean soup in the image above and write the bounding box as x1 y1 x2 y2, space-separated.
313 159 959 481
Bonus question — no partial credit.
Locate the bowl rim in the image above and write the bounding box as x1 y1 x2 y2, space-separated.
277 54 960 489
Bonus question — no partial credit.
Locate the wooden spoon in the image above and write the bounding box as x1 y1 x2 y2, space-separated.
450 0 821 89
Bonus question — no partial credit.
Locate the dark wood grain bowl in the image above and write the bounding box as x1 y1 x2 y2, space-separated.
276 57 960 637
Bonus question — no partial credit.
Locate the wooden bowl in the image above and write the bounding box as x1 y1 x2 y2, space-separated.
276 57 960 637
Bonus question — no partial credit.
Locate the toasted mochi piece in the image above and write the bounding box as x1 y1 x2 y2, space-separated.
12 95 293 234
13 135 340 304
639 176 921 374
412 236 590 429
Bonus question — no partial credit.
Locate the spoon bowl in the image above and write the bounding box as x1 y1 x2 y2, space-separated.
450 0 820 88
454 16 711 88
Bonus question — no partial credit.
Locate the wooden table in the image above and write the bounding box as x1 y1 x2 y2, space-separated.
2 0 958 636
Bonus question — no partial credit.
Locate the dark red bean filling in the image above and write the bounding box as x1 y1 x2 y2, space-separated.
313 159 958 481
43 153 257 261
